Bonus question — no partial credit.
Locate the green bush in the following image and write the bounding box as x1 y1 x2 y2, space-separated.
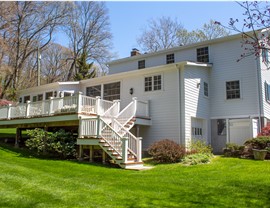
25 128 76 159
148 139 185 163
243 136 270 159
223 143 244 157
182 153 213 165
188 139 212 155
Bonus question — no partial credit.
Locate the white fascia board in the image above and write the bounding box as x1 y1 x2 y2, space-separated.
210 114 260 120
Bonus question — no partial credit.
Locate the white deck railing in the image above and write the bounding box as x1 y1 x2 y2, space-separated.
0 93 116 120
115 97 137 127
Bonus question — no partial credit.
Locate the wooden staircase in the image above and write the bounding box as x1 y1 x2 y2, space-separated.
78 97 143 169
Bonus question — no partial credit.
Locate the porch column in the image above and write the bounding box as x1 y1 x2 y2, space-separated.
89 146 93 162
77 92 82 114
136 125 140 137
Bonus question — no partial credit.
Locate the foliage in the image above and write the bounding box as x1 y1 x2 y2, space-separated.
244 136 270 150
216 1 270 62
182 153 213 165
1 147 270 207
25 128 76 158
258 125 270 136
188 139 213 155
137 17 230 52
147 139 185 163
74 51 96 81
223 143 245 157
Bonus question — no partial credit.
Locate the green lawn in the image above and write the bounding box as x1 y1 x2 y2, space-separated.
0 144 270 208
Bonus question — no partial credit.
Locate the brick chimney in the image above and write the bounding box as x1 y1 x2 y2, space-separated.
131 48 141 57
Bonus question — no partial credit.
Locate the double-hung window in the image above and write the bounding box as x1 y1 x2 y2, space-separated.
145 75 162 92
197 47 209 63
262 48 269 64
226 80 240 99
138 60 145 69
204 82 209 97
166 53 175 64
265 82 270 102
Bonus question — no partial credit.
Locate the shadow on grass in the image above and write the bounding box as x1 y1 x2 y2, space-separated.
0 142 119 169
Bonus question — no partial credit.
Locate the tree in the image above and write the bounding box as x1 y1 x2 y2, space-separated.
73 51 96 81
215 1 270 61
0 2 71 99
137 16 185 52
41 43 73 84
137 17 230 53
65 1 112 80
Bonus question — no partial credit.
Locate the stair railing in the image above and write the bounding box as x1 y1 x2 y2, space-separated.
115 97 137 128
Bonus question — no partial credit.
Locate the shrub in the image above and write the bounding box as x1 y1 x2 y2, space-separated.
25 128 76 159
187 139 212 155
148 139 185 163
223 143 244 157
242 136 270 159
258 125 270 136
182 153 213 165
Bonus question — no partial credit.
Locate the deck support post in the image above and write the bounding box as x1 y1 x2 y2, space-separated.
121 137 128 164
78 145 83 161
137 137 142 162
89 145 93 162
102 149 106 164
15 128 21 148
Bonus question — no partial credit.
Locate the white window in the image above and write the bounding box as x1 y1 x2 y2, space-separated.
197 47 209 63
166 53 175 64
265 82 270 102
226 80 240 99
262 48 269 64
86 85 101 97
144 75 162 92
204 82 209 97
103 82 120 101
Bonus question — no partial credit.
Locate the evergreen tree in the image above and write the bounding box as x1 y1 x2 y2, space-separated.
73 52 96 81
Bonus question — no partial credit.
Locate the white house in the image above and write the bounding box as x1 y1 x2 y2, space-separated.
1 31 269 168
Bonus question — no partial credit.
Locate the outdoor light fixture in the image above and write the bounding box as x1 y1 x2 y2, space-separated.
129 88 134 95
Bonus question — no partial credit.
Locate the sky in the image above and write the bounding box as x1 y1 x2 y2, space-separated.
55 1 245 60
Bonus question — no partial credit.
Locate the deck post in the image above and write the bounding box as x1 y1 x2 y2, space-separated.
77 92 82 114
121 137 128 164
26 100 31 117
79 145 83 161
137 137 142 162
96 116 101 138
49 97 54 115
102 149 106 164
15 128 21 148
7 104 12 119
89 146 93 162
96 96 101 115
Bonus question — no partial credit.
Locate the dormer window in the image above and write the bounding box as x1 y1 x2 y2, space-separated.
138 60 145 69
166 53 175 64
197 47 209 63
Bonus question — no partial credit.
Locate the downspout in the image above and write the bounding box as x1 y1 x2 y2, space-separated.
177 64 184 145
256 58 262 133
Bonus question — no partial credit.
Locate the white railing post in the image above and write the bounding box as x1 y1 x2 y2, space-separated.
113 99 121 116
121 137 128 163
49 97 54 115
26 101 31 117
137 137 142 162
7 104 12 119
96 96 101 115
132 97 137 115
97 116 101 138
77 92 82 114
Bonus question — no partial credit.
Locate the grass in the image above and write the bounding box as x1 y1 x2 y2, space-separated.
1 144 270 208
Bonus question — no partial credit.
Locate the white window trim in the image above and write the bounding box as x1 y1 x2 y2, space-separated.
225 79 242 101
144 74 163 93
